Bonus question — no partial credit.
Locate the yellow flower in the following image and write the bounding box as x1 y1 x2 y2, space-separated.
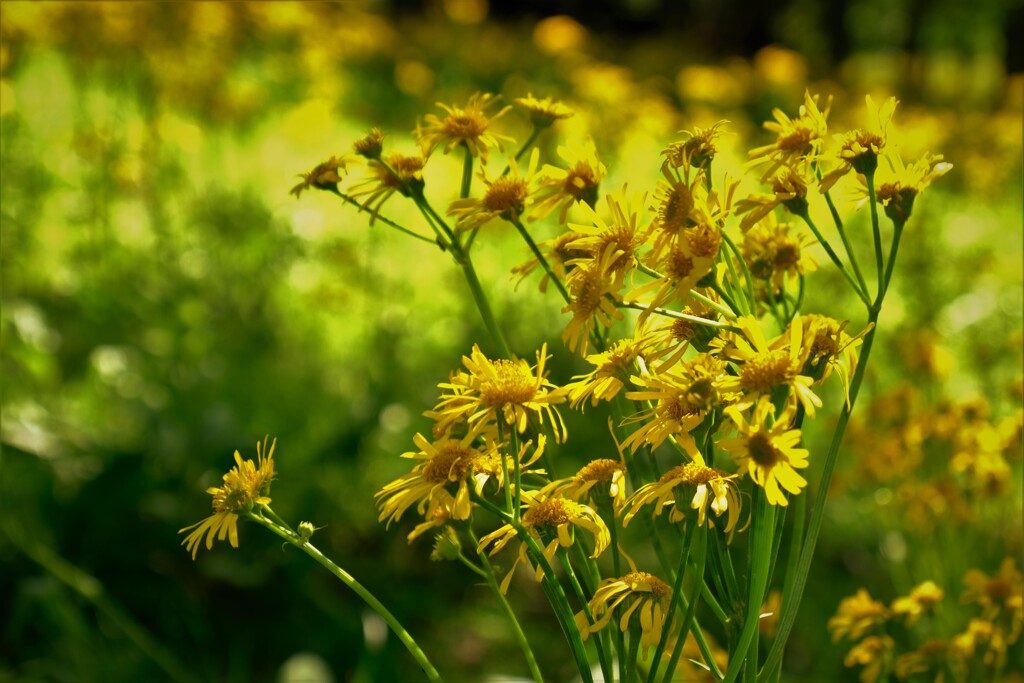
961 558 1023 644
623 353 736 455
531 140 606 223
416 92 513 160
855 149 952 223
477 491 609 593
662 120 729 171
514 93 574 129
843 635 894 683
720 398 809 506
560 247 626 356
819 94 898 192
575 571 672 660
544 458 627 512
374 429 509 531
646 161 726 263
352 127 386 160
740 214 817 294
735 162 813 230
432 343 567 442
891 580 944 626
827 588 891 642
746 90 831 181
639 302 722 367
447 149 540 231
951 618 1008 668
348 152 426 224
179 437 277 560
565 334 655 409
290 155 350 198
893 639 950 681
622 456 741 533
793 314 871 408
512 230 588 293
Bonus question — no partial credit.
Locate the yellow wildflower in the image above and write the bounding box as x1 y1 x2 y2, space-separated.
622 456 741 533
290 155 350 198
447 149 540 231
828 588 891 642
544 458 627 512
891 580 944 626
576 571 672 660
565 334 655 409
746 90 831 180
663 120 729 171
514 93 574 129
735 162 813 230
531 140 607 223
819 94 898 192
417 92 513 160
855 149 952 223
560 247 625 356
348 152 426 224
843 635 894 683
740 214 817 294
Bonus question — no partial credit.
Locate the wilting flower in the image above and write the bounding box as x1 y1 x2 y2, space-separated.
179 438 277 559
576 571 672 660
828 588 891 642
622 456 741 533
417 92 513 160
719 398 809 507
290 156 351 198
477 491 609 593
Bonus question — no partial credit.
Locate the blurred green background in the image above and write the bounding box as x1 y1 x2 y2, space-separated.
1 2 1021 682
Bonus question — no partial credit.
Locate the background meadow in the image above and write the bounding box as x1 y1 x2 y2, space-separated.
1 2 1021 681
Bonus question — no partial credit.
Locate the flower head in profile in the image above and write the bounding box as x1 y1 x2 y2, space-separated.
793 314 871 408
352 128 386 160
432 343 567 442
179 437 277 559
828 588 891 642
641 303 722 367
663 120 729 171
565 334 655 409
735 162 813 230
477 491 609 593
746 90 831 180
531 140 606 223
855 150 952 223
447 149 540 231
417 92 513 160
576 571 672 660
622 456 741 533
891 580 944 626
819 94 899 191
349 152 426 224
514 93 574 129
719 398 809 507
290 156 351 198
544 458 628 512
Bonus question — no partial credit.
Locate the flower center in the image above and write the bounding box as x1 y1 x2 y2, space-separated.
479 360 538 407
665 247 694 281
565 163 598 199
687 223 721 259
423 442 477 483
659 182 694 232
773 242 800 270
576 458 623 483
443 112 487 139
523 498 578 527
483 177 528 215
777 126 813 154
622 571 671 598
664 390 701 421
748 432 782 467
569 267 604 316
740 350 794 393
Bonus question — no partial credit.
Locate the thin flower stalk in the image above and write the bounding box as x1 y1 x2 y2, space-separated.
660 524 710 683
797 211 870 307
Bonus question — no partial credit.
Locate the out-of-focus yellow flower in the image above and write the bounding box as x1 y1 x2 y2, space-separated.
828 588 891 642
290 155 351 198
893 639 950 681
891 580 944 626
478 490 609 593
759 589 782 637
514 93 574 129
961 558 1023 644
951 618 1007 667
622 455 741 533
352 128 385 160
416 92 512 161
179 438 277 559
843 635 894 683
533 15 586 55
575 571 672 660
819 94 898 192
740 213 817 294
747 90 831 181
448 149 540 231
720 398 809 507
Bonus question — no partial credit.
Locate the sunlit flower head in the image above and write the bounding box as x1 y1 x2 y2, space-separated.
348 152 426 224
448 148 540 231
561 247 626 356
565 333 655 409
843 635 894 683
545 458 628 512
662 120 729 171
567 189 649 278
417 92 513 160
793 314 871 407
532 140 606 223
819 95 898 192
374 429 511 532
891 580 944 626
514 93 575 129
828 588 891 642
720 398 809 506
432 343 567 442
290 155 351 198
477 491 609 593
855 150 952 223
179 437 277 559
352 128 385 160
641 303 722 367
622 456 741 533
747 91 831 180
736 162 813 230
741 214 817 294
576 571 672 660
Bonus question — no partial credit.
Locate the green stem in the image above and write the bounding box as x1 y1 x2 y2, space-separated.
646 522 696 683
690 288 738 320
720 231 755 315
820 185 869 297
460 143 474 199
498 421 514 514
469 528 544 683
510 424 523 521
506 127 543 172
249 513 444 683
511 217 571 304
559 547 615 683
326 187 438 245
763 488 805 682
458 255 513 359
661 523 710 683
722 489 775 683
879 220 906 302
618 302 736 330
866 169 884 299
798 211 870 307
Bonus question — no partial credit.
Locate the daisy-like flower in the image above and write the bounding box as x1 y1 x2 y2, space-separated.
575 571 673 660
622 353 735 455
891 580 944 627
740 214 817 294
566 189 650 279
735 162 813 231
348 152 426 224
628 221 721 323
843 635 894 683
662 120 729 171
531 140 606 223
565 333 655 408
417 92 513 161
961 558 1023 644
290 155 350 198
719 398 809 507
179 438 277 559
514 93 574 129
746 90 831 181
951 618 1007 668
447 149 540 232
793 314 871 407
621 455 741 533
375 428 517 530
712 315 822 417
641 302 722 367
828 588 891 642
819 94 899 192
855 150 952 223
561 247 626 356
432 343 567 442
477 491 609 593
544 458 627 512
352 128 386 160
646 161 718 263
512 230 588 293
